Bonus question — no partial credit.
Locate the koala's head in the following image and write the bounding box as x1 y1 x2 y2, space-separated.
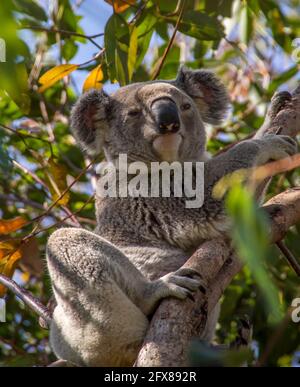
71 67 230 164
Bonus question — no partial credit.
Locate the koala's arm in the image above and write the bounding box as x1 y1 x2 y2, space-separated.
164 134 298 248
204 88 299 207
205 133 297 190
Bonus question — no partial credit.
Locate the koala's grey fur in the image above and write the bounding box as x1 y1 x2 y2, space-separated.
46 67 298 366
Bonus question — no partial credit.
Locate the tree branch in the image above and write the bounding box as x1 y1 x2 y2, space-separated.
0 274 51 327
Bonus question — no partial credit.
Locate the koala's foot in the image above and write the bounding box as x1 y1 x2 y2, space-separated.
156 267 206 302
255 134 298 165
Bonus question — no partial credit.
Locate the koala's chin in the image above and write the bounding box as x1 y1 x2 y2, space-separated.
152 133 183 162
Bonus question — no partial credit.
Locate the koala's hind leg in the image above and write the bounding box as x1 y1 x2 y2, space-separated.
46 228 149 366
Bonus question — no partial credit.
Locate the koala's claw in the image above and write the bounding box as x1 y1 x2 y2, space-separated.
174 267 202 279
158 267 206 302
266 134 298 156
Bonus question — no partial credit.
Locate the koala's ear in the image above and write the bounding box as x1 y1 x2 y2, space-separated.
70 89 111 156
175 67 230 125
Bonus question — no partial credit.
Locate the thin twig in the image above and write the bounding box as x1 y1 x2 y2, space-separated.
151 0 185 80
12 160 48 189
0 337 26 355
255 309 292 366
23 193 95 241
0 193 81 227
23 26 104 50
276 240 300 277
129 0 149 24
0 274 52 326
79 48 106 68
27 158 96 224
1 124 53 152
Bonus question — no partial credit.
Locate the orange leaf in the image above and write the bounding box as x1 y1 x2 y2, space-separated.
38 64 79 93
83 65 104 92
19 237 43 278
105 0 135 13
0 217 27 235
0 241 22 297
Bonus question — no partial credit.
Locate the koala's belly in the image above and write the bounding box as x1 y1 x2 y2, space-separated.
118 245 190 281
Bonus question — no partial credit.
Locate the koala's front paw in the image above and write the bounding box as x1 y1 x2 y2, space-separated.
256 134 298 165
142 268 207 315
159 268 207 302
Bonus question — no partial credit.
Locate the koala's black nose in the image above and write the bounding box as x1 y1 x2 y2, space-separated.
151 98 180 134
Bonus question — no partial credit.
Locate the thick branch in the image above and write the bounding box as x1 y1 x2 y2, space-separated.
264 187 300 243
135 240 232 366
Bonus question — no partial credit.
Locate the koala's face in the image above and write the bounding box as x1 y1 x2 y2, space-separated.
104 82 207 163
71 67 230 164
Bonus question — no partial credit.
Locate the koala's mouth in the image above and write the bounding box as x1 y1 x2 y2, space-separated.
152 133 183 162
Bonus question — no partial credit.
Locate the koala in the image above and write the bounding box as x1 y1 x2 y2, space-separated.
46 67 298 366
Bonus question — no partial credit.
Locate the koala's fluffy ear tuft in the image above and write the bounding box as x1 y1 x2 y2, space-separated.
70 89 111 156
175 67 230 125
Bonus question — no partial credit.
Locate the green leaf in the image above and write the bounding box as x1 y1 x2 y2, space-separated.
240 5 253 44
226 184 283 324
115 48 128 86
4 63 31 114
155 43 180 79
57 0 82 31
135 10 156 67
104 14 129 84
13 0 47 21
155 22 169 41
177 10 224 41
62 40 78 61
152 0 177 14
205 0 234 17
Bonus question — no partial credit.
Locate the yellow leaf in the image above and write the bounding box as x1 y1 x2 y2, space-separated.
0 241 22 297
0 217 27 235
38 64 79 93
45 157 70 206
105 0 135 13
128 26 138 81
83 65 104 92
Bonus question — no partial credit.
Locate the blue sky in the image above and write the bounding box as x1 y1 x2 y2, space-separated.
69 0 114 91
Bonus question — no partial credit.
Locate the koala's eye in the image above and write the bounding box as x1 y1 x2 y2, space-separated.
128 109 141 117
181 103 191 111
